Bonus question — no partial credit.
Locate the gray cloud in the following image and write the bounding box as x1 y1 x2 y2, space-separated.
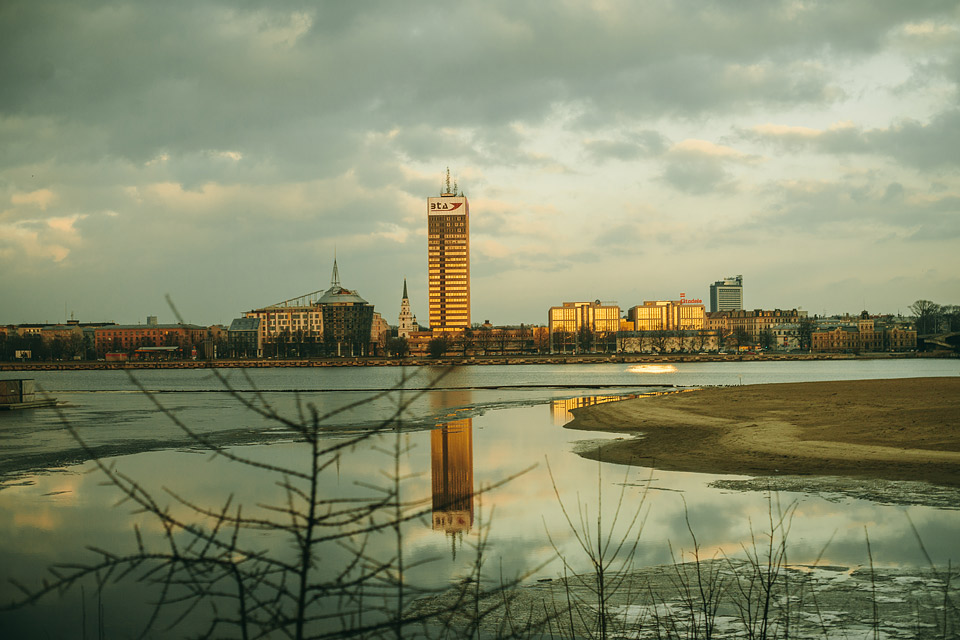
583 130 669 162
742 108 960 170
2 0 959 323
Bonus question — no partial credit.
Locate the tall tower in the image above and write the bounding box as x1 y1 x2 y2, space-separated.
427 169 470 332
398 278 418 338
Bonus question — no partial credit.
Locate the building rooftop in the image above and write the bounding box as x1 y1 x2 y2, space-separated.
318 286 369 305
228 318 260 332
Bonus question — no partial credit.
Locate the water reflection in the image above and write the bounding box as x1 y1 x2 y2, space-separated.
550 391 687 425
627 364 678 374
2 378 959 636
431 418 474 534
550 395 641 425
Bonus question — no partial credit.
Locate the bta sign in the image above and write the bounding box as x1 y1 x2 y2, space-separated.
429 201 462 212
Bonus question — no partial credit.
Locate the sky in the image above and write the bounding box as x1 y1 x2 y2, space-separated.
2 0 959 327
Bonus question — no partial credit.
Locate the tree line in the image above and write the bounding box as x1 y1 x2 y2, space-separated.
910 299 960 335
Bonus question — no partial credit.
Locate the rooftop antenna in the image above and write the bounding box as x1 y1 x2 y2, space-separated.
444 167 452 195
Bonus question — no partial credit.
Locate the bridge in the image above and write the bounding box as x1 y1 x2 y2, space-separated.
921 331 960 351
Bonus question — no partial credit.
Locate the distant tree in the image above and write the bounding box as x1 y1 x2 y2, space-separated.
551 330 570 353
534 327 550 354
293 329 305 357
595 331 616 353
634 330 648 353
650 329 670 353
494 329 510 355
475 326 493 355
386 336 409 358
944 305 960 332
427 335 450 358
910 299 942 334
66 334 84 360
759 328 775 350
577 326 595 353
453 328 473 356
514 325 531 354
83 334 96 360
48 338 65 361
726 327 751 350
797 317 815 351
375 329 389 357
616 331 628 352
692 329 709 352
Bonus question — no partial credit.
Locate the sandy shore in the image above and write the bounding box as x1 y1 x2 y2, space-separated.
567 377 960 487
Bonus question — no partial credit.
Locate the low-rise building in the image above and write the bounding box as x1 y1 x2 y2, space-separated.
708 309 807 342
812 311 916 353
95 319 208 357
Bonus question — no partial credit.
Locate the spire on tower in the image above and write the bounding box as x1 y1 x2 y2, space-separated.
331 253 341 288
402 277 408 300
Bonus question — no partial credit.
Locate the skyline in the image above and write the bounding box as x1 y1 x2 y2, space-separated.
2 1 959 326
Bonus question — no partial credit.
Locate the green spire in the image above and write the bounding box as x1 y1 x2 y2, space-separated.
402 277 408 300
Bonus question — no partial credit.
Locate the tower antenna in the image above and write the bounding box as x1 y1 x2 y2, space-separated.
444 167 452 195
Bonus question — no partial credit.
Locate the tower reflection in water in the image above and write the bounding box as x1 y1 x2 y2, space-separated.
430 418 474 534
550 395 640 426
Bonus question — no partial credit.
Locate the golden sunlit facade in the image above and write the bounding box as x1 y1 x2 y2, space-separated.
548 301 620 335
427 191 470 333
550 395 641 426
627 299 705 331
431 418 474 533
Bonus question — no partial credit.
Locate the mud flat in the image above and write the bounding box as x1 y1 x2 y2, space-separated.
565 377 960 490
411 559 959 639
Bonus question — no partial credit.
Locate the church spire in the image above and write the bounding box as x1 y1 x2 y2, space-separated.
402 277 408 300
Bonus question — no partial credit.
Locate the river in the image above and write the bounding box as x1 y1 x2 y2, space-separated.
1 359 957 637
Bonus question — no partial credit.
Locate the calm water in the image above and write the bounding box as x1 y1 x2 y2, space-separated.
1 360 957 636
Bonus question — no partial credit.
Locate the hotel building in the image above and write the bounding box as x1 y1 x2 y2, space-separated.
709 275 744 312
244 258 375 357
427 172 470 333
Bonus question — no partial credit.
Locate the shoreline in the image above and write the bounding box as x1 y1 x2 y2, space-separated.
566 377 960 488
0 351 946 372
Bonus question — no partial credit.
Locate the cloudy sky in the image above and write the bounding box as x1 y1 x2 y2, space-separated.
2 1 959 326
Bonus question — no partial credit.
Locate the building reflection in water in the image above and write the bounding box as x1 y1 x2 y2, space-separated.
550 395 640 426
431 418 474 535
550 391 690 425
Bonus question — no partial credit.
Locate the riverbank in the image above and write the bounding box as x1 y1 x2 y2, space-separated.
0 350 943 371
567 377 960 487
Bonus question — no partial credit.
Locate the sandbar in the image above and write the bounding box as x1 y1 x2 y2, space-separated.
566 377 960 487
